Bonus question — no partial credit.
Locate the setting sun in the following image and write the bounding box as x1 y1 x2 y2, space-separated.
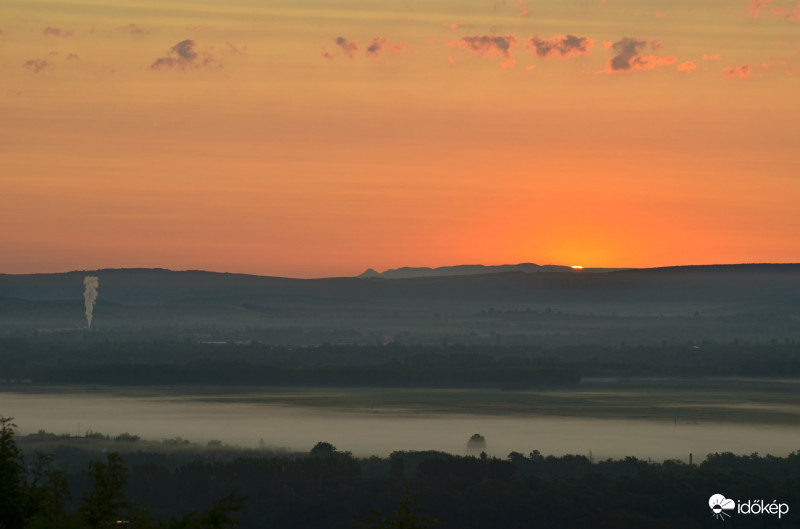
1 0 798 276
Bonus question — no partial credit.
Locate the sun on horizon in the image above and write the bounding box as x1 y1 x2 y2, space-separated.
1 0 798 277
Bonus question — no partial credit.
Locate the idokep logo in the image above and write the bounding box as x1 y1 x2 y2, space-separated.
709 493 790 521
709 494 735 520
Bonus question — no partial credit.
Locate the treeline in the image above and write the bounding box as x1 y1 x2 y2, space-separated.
16 358 580 388
4 338 800 386
5 420 800 528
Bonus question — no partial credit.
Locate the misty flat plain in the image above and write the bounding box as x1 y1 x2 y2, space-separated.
6 377 800 462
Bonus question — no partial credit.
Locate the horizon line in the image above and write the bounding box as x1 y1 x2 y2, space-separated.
2 262 799 280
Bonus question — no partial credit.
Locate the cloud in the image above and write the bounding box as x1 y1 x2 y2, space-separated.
443 21 470 30
43 26 72 37
322 52 334 60
173 40 197 61
772 1 800 20
725 64 752 79
66 53 79 60
23 59 49 73
605 37 676 72
493 0 530 16
335 36 359 59
447 35 518 59
760 59 791 72
366 38 410 58
150 39 214 70
525 34 594 58
122 23 149 36
677 61 696 72
500 59 516 68
607 38 646 70
225 42 247 56
745 0 775 17
702 53 721 60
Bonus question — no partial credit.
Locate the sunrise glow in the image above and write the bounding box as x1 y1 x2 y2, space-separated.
1 0 798 276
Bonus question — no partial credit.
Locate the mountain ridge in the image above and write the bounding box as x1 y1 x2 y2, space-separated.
357 262 632 278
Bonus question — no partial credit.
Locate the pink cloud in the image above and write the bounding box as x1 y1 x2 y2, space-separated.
677 61 696 72
525 34 594 58
335 36 359 59
745 0 775 17
760 59 790 71
655 12 667 18
702 53 721 60
500 59 516 68
366 38 410 58
605 37 676 72
725 64 752 79
632 54 678 69
447 35 518 59
443 21 469 30
772 1 800 20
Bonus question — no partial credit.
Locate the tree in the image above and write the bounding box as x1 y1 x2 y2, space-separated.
79 452 131 528
25 451 73 528
162 494 245 529
310 441 337 457
0 416 26 529
365 491 437 529
466 434 486 452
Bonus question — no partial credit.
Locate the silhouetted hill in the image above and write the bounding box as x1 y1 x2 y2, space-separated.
359 263 626 278
1 264 798 313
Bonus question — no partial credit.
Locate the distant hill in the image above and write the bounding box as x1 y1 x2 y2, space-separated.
2 264 800 348
1 264 799 312
358 263 628 278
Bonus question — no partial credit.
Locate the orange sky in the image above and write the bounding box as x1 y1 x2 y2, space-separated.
1 0 799 277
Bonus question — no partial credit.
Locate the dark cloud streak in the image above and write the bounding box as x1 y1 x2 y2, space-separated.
526 34 593 58
150 40 215 70
451 35 518 58
43 26 71 37
335 37 359 59
23 59 49 73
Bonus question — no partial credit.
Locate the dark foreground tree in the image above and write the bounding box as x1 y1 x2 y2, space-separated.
0 416 26 529
0 417 244 529
364 491 437 529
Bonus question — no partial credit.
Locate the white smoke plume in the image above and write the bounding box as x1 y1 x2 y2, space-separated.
83 276 99 330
